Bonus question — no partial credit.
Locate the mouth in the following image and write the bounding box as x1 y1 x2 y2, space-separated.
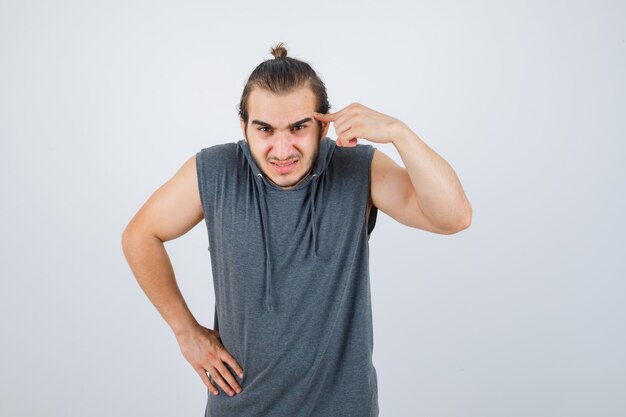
270 159 298 175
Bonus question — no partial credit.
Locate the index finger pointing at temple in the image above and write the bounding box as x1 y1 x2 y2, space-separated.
313 111 337 121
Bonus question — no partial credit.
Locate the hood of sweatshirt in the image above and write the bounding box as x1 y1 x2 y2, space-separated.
237 137 336 312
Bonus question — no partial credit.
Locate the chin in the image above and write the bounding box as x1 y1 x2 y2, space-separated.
274 175 299 187
268 171 304 188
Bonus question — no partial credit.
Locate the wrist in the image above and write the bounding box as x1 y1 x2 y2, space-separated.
391 121 417 148
172 318 202 338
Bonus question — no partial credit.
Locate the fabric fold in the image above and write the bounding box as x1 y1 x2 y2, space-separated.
238 137 335 311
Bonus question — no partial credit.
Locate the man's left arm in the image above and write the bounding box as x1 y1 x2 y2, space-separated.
314 103 472 234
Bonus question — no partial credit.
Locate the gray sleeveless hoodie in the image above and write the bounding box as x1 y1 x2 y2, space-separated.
196 137 379 417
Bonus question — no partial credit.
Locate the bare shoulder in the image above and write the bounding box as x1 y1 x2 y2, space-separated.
124 154 204 242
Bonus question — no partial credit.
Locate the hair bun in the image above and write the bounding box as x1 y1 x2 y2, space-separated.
270 42 288 59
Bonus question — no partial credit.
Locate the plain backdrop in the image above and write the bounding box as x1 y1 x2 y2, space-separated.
1 1 624 416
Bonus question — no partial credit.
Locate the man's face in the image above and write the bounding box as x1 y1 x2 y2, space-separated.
240 85 330 189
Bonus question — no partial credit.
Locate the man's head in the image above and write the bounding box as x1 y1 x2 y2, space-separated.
238 42 331 189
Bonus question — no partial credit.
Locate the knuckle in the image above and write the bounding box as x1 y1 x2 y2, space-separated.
219 350 234 363
216 363 230 376
200 352 214 365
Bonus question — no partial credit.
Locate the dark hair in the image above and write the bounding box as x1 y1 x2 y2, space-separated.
237 42 331 135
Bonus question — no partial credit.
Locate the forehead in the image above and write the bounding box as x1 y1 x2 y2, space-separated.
248 86 317 125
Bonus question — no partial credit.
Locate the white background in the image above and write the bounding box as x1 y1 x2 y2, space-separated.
1 1 624 416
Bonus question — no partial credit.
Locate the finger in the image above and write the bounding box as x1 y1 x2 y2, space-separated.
336 137 357 147
312 111 336 122
337 127 359 147
341 138 358 148
336 136 357 147
198 368 219 396
225 362 244 393
213 362 242 396
221 351 244 380
314 106 350 122
333 113 356 142
220 361 244 393
208 364 233 396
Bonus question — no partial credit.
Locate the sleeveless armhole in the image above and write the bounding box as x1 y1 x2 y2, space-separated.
365 145 378 237
195 149 210 252
367 205 378 237
196 148 219 332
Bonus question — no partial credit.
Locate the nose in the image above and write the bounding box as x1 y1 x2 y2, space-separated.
272 132 295 160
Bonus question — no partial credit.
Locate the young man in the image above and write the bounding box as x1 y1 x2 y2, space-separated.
122 43 472 417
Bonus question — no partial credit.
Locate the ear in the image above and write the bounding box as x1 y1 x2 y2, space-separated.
240 117 247 142
320 120 330 139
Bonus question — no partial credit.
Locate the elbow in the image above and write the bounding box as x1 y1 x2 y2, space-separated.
460 202 473 229
460 202 473 230
121 223 161 253
447 202 473 234
121 222 143 254
458 213 472 231
121 225 134 255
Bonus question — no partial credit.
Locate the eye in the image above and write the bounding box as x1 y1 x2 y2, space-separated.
293 125 305 130
259 127 271 133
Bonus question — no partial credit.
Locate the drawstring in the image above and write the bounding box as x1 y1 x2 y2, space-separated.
309 174 319 257
255 173 274 312
242 138 332 312
254 171 321 312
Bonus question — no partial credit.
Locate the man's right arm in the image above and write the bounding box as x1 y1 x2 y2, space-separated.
120 154 244 396
121 154 204 336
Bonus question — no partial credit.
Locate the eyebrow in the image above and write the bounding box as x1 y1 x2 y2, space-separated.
251 117 313 129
